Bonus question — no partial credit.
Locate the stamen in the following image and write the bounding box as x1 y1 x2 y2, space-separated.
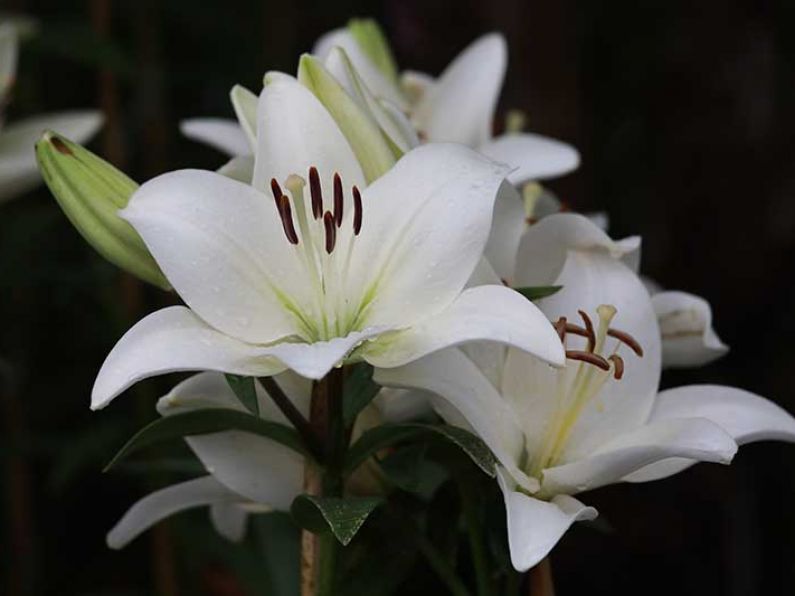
607 328 644 357
308 167 323 220
323 211 336 254
578 310 596 352
333 173 343 227
270 178 283 208
609 354 625 379
554 317 567 342
565 350 610 371
278 195 299 245
352 186 363 235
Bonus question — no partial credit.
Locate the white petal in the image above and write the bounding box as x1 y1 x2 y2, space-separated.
122 169 310 343
180 118 249 156
497 469 596 572
157 372 304 507
253 76 365 197
541 417 737 496
478 133 580 184
91 306 286 410
363 285 564 370
413 33 506 147
0 110 103 202
230 85 258 151
312 28 407 110
484 181 526 283
624 385 795 483
652 291 728 368
375 348 537 493
372 387 433 423
349 143 509 329
107 476 240 549
400 70 435 105
210 503 249 542
217 155 254 183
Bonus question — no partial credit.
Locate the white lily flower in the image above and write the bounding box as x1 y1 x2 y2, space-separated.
91 75 564 410
314 26 579 185
377 212 795 571
0 21 102 202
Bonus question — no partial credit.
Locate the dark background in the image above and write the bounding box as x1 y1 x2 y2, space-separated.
1 0 794 594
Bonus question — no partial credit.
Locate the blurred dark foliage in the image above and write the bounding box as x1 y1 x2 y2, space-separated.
0 0 794 594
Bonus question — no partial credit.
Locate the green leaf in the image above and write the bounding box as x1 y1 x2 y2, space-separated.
35 131 170 290
378 444 448 500
345 424 497 478
224 374 259 416
291 495 382 546
514 285 562 301
104 408 307 471
347 18 399 83
342 363 380 426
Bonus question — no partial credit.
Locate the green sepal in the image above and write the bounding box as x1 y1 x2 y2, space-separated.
103 408 308 471
35 131 170 290
291 495 382 545
297 54 395 183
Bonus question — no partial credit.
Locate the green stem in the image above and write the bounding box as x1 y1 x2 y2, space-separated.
459 479 493 596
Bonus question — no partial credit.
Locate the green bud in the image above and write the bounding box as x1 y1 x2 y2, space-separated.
297 54 396 183
347 18 399 83
35 131 171 290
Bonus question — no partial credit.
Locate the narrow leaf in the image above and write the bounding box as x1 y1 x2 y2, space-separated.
224 374 259 416
104 408 307 471
345 424 497 478
515 285 562 301
342 363 380 426
291 495 382 546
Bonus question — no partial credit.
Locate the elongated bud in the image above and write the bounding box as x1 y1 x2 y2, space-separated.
297 53 395 183
35 131 171 290
346 18 399 83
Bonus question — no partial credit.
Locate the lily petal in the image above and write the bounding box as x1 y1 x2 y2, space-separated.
157 372 304 507
180 118 249 156
652 291 728 368
413 33 506 147
210 503 249 542
107 476 241 549
349 143 509 329
497 469 597 572
122 169 310 343
541 417 737 495
624 385 795 483
478 133 580 184
363 285 564 369
253 75 365 197
0 110 103 202
217 155 254 183
484 181 526 282
230 85 258 151
375 347 537 493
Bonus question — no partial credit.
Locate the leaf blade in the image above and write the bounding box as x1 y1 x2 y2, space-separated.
291 495 383 546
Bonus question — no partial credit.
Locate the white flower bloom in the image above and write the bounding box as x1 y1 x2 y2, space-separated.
314 28 580 185
377 213 795 571
91 75 564 410
0 21 102 202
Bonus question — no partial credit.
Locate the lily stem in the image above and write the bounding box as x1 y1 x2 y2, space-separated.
259 376 323 459
459 478 493 596
528 557 555 596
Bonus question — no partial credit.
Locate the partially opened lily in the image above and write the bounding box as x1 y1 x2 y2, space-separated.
314 22 580 186
377 212 795 571
91 74 564 410
0 20 102 202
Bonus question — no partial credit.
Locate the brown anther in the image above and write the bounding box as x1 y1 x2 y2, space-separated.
308 167 323 220
608 354 625 379
565 350 610 371
554 317 568 342
323 211 336 254
562 323 589 338
51 136 74 156
352 185 363 235
278 195 299 245
578 310 596 352
270 178 283 208
525 216 538 225
333 173 343 227
607 328 644 357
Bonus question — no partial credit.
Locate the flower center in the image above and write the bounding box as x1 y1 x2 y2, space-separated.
526 305 644 480
269 167 367 342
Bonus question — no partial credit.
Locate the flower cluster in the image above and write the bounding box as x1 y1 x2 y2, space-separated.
35 16 795 594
